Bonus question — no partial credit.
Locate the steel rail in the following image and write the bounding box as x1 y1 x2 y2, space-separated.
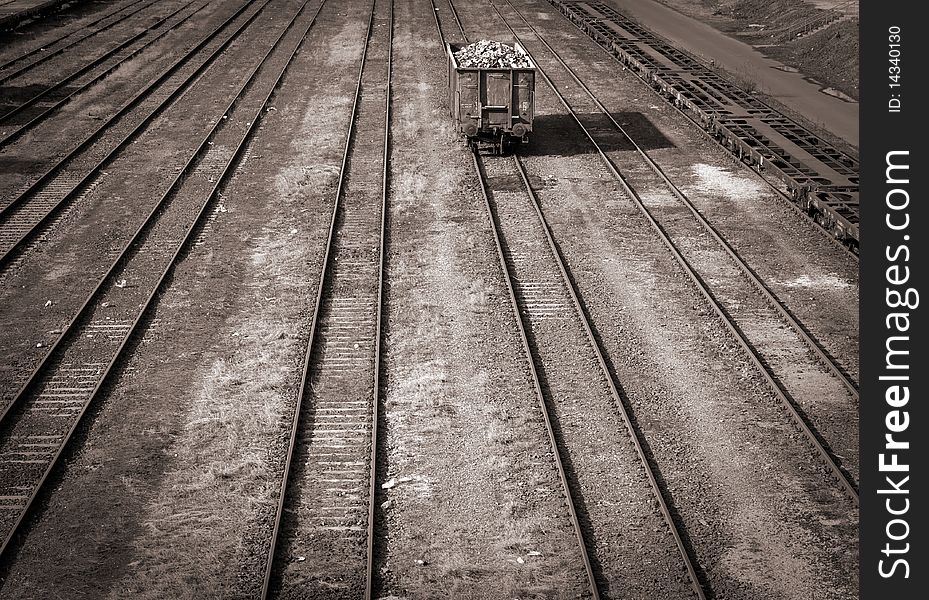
0 0 148 75
439 0 467 41
489 0 859 503
472 143 603 600
0 0 309 431
0 0 268 268
502 0 858 399
433 1 601 597
0 0 207 148
366 0 392 596
512 152 709 599
552 1 859 169
1 25 149 119
0 0 325 560
258 1 386 598
0 0 160 84
542 0 858 260
0 0 73 30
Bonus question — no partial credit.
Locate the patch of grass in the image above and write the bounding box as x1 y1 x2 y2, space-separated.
115 224 316 598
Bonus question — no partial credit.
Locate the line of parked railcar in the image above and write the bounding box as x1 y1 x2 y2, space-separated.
549 0 859 251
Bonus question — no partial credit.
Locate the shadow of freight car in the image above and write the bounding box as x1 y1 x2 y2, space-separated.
0 156 49 176
0 83 68 108
523 111 675 156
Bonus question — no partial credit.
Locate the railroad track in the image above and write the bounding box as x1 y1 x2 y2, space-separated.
546 0 859 258
0 0 266 270
465 0 858 502
0 0 162 85
495 0 859 474
260 0 391 597
0 0 149 77
0 0 209 148
436 2 709 597
0 0 68 29
0 0 325 560
478 150 715 599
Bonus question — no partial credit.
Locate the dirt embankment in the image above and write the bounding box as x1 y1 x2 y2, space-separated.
657 0 859 99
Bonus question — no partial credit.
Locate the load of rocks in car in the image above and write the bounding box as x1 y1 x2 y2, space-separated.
453 40 533 69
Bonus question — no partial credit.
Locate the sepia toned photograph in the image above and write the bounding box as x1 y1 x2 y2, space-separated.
0 0 872 598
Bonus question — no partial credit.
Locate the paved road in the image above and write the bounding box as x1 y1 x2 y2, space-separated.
603 0 859 147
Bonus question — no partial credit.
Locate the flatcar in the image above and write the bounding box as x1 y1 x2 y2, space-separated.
447 42 535 154
549 0 860 251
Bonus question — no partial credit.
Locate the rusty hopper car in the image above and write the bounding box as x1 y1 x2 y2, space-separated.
447 42 535 154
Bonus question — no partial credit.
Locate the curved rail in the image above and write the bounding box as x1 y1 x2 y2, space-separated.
0 0 324 559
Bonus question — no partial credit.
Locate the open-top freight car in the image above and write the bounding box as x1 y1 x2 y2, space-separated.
447 41 535 154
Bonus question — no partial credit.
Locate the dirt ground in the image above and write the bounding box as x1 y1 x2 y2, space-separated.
0 0 858 597
654 0 859 99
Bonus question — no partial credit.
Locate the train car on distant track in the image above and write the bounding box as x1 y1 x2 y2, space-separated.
548 0 859 251
447 41 535 154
